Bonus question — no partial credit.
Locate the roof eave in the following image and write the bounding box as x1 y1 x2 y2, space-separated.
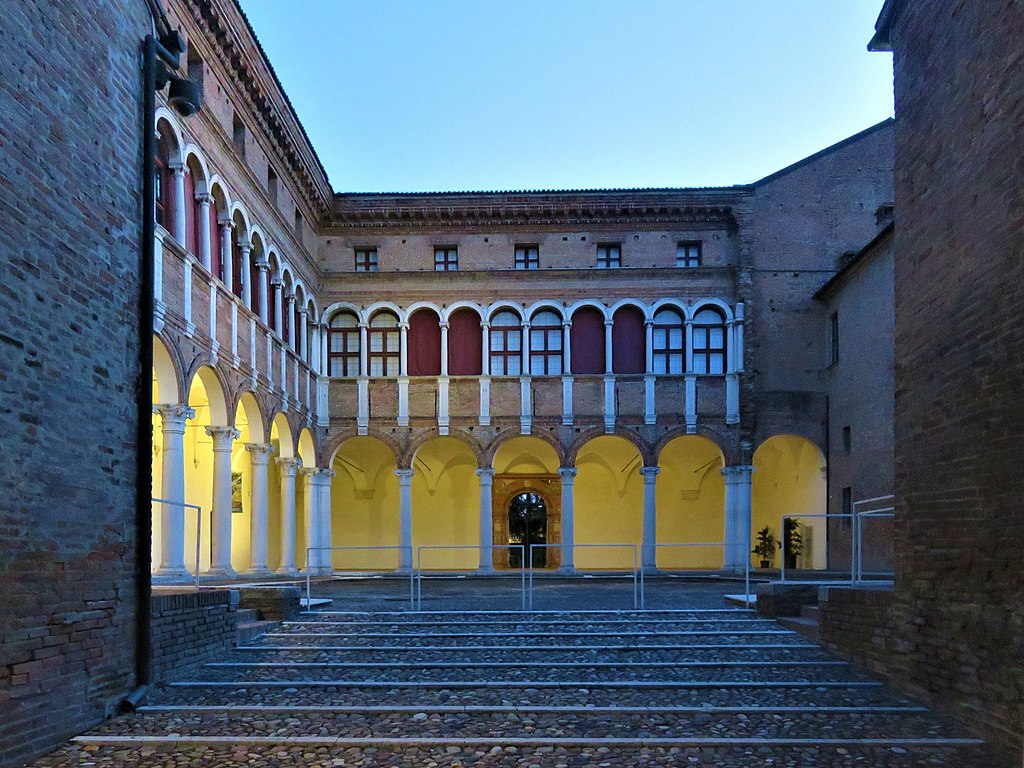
868 0 903 52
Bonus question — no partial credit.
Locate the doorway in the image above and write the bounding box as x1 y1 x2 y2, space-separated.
508 492 548 568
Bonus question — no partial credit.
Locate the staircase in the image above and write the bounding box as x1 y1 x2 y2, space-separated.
49 608 992 766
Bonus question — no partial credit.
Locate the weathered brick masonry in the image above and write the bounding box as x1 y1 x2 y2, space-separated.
818 587 894 679
150 591 239 683
0 1 149 765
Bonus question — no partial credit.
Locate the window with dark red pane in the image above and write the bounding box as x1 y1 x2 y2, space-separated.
268 274 279 332
292 301 301 352
368 312 401 376
281 292 291 343
231 235 243 298
328 312 360 377
155 135 173 230
208 208 223 283
183 170 197 256
408 310 441 376
611 305 645 374
570 307 605 374
248 250 260 312
692 308 727 375
448 309 482 375
529 311 562 376
489 311 522 376
652 308 685 374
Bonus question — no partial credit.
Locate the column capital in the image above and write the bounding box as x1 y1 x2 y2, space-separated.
475 467 495 482
255 257 270 271
398 321 410 331
153 403 195 425
639 466 661 481
297 307 309 318
318 468 336 481
480 321 490 330
275 456 302 475
205 426 239 449
558 467 578 481
299 465 319 478
395 467 415 484
169 162 186 175
195 192 213 206
271 276 283 288
439 320 449 330
604 319 615 328
218 218 234 231
521 321 531 330
562 320 572 330
245 442 274 464
285 293 296 305
644 318 655 328
237 240 252 254
721 464 755 477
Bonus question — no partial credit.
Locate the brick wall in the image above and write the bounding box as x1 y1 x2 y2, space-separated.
150 591 239 683
818 587 894 678
0 1 149 766
858 0 1024 755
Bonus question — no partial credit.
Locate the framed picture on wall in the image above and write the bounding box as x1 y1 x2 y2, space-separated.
231 472 243 514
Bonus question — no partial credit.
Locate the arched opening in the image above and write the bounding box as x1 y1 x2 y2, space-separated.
408 308 441 376
229 208 246 299
267 253 281 333
652 307 685 375
575 435 643 569
249 233 264 315
489 310 523 377
492 436 561 569
306 299 317 363
693 307 727 375
296 428 316 568
448 308 482 375
154 123 177 231
529 310 563 376
231 392 265 572
183 154 204 257
184 366 229 574
612 305 645 374
281 272 293 347
411 437 479 570
656 435 725 568
207 184 228 285
570 306 605 374
508 492 548 568
151 336 181 574
752 435 827 570
328 311 360 377
267 412 294 572
294 285 307 357
329 436 399 569
368 311 400 376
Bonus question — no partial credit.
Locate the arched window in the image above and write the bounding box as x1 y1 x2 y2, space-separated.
183 169 198 256
570 306 605 374
154 134 173 230
292 298 302 353
611 305 645 374
448 308 482 376
369 312 400 376
692 308 726 375
209 210 223 283
489 311 522 376
231 236 243 298
408 309 441 376
652 308 685 374
248 245 261 313
529 310 562 376
328 312 360 377
281 288 291 344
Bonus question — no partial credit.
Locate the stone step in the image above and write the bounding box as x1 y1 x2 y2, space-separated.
801 605 821 622
301 609 757 621
85 708 957 741
778 616 821 643
236 620 277 646
260 630 814 647
235 608 260 623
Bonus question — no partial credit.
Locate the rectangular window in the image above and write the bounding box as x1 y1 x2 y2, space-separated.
354 248 378 272
515 245 539 270
267 166 279 206
328 327 360 377
842 425 852 453
529 325 563 375
676 241 702 267
434 246 458 271
842 486 852 529
596 243 621 269
692 324 726 374
489 327 522 376
652 326 685 374
829 312 840 365
368 327 400 377
232 113 246 159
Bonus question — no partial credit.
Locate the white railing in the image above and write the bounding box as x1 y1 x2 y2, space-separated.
853 495 896 582
414 545 527 611
304 545 415 610
779 507 896 585
653 541 753 608
151 497 203 591
527 543 641 610
779 513 853 583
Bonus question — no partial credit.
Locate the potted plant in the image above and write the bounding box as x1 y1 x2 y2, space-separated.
783 518 804 569
752 527 779 568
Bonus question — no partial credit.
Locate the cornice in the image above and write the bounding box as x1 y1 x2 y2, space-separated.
186 0 333 220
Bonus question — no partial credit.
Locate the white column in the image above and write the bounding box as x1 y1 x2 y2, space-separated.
644 320 656 425
153 234 166 331
299 309 309 362
397 322 410 426
726 317 740 425
480 321 490 376
562 321 573 426
640 466 660 569
359 323 369 376
685 319 695 372
438 321 450 434
722 465 755 572
562 321 572 374
734 303 745 373
479 321 491 427
521 320 531 376
604 319 614 374
272 279 284 336
440 321 449 376
171 164 187 244
396 468 414 571
256 259 270 325
275 457 301 575
685 375 697 434
206 426 240 577
154 404 195 579
220 221 233 289
476 468 494 572
310 323 321 374
320 323 329 377
239 242 252 306
197 193 213 270
286 294 297 350
317 469 335 575
644 320 654 373
245 443 274 576
559 467 577 572
301 467 321 573
520 375 532 435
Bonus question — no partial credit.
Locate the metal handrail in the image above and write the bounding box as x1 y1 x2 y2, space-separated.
780 513 854 583
151 497 202 591
852 502 895 582
652 541 752 608
414 544 527 611
527 543 640 610
304 545 414 611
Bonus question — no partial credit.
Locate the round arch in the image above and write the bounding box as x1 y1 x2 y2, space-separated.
485 301 524 323
410 436 481 570
440 301 484 322
574 434 645 570
154 108 184 163
566 426 651 467
233 390 266 443
182 145 210 192
153 334 182 404
656 434 726 569
186 363 229 425
271 412 295 458
297 427 317 468
487 431 564 472
525 300 566 322
687 298 734 321
567 299 610 321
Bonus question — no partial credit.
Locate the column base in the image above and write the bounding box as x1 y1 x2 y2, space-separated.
558 565 576 575
303 566 333 577
153 566 193 583
476 565 495 575
244 567 276 580
205 566 237 579
276 565 300 577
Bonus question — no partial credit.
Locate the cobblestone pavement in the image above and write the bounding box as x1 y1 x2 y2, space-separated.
30 582 1000 767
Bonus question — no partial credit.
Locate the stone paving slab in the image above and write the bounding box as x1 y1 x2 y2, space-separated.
263 632 812 647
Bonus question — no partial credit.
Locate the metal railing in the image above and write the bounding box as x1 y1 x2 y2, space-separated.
415 544 527 611
853 495 896 582
779 513 854 583
527 543 641 610
778 509 896 585
151 497 203 591
653 541 753 608
304 545 415 610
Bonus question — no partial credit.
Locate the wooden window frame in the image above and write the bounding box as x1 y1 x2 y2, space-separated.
692 310 727 375
434 246 458 271
596 243 621 269
529 313 563 376
651 310 685 375
368 315 400 377
515 245 539 270
489 314 522 376
354 248 378 272
327 315 361 377
676 241 702 268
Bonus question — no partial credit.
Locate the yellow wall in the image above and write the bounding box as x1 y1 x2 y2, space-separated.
656 436 725 569
151 410 163 571
183 374 215 573
752 435 827 569
411 438 479 570
574 436 643 570
329 437 400 569
493 436 560 475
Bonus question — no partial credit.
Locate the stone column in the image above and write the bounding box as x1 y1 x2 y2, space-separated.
171 164 186 243
206 426 240 577
480 321 490 376
359 323 369 376
154 404 194 579
275 457 301 575
220 221 233 289
439 321 449 377
300 467 321 573
286 294 297 350
272 278 284 337
722 465 755 572
245 443 274 577
317 469 335 574
398 321 409 376
521 320 531 375
604 319 614 374
644 319 656 425
197 193 213 270
559 467 577 572
239 242 252 306
299 308 309 362
562 321 572 374
640 466 660 569
476 468 495 572
256 259 270 325
396 468 414 571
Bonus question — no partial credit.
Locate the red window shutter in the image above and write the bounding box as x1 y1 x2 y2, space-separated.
448 309 482 375
570 307 605 374
183 172 197 256
408 310 441 376
612 306 645 374
209 208 222 281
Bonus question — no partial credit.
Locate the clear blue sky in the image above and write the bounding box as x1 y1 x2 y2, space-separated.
238 1 893 193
